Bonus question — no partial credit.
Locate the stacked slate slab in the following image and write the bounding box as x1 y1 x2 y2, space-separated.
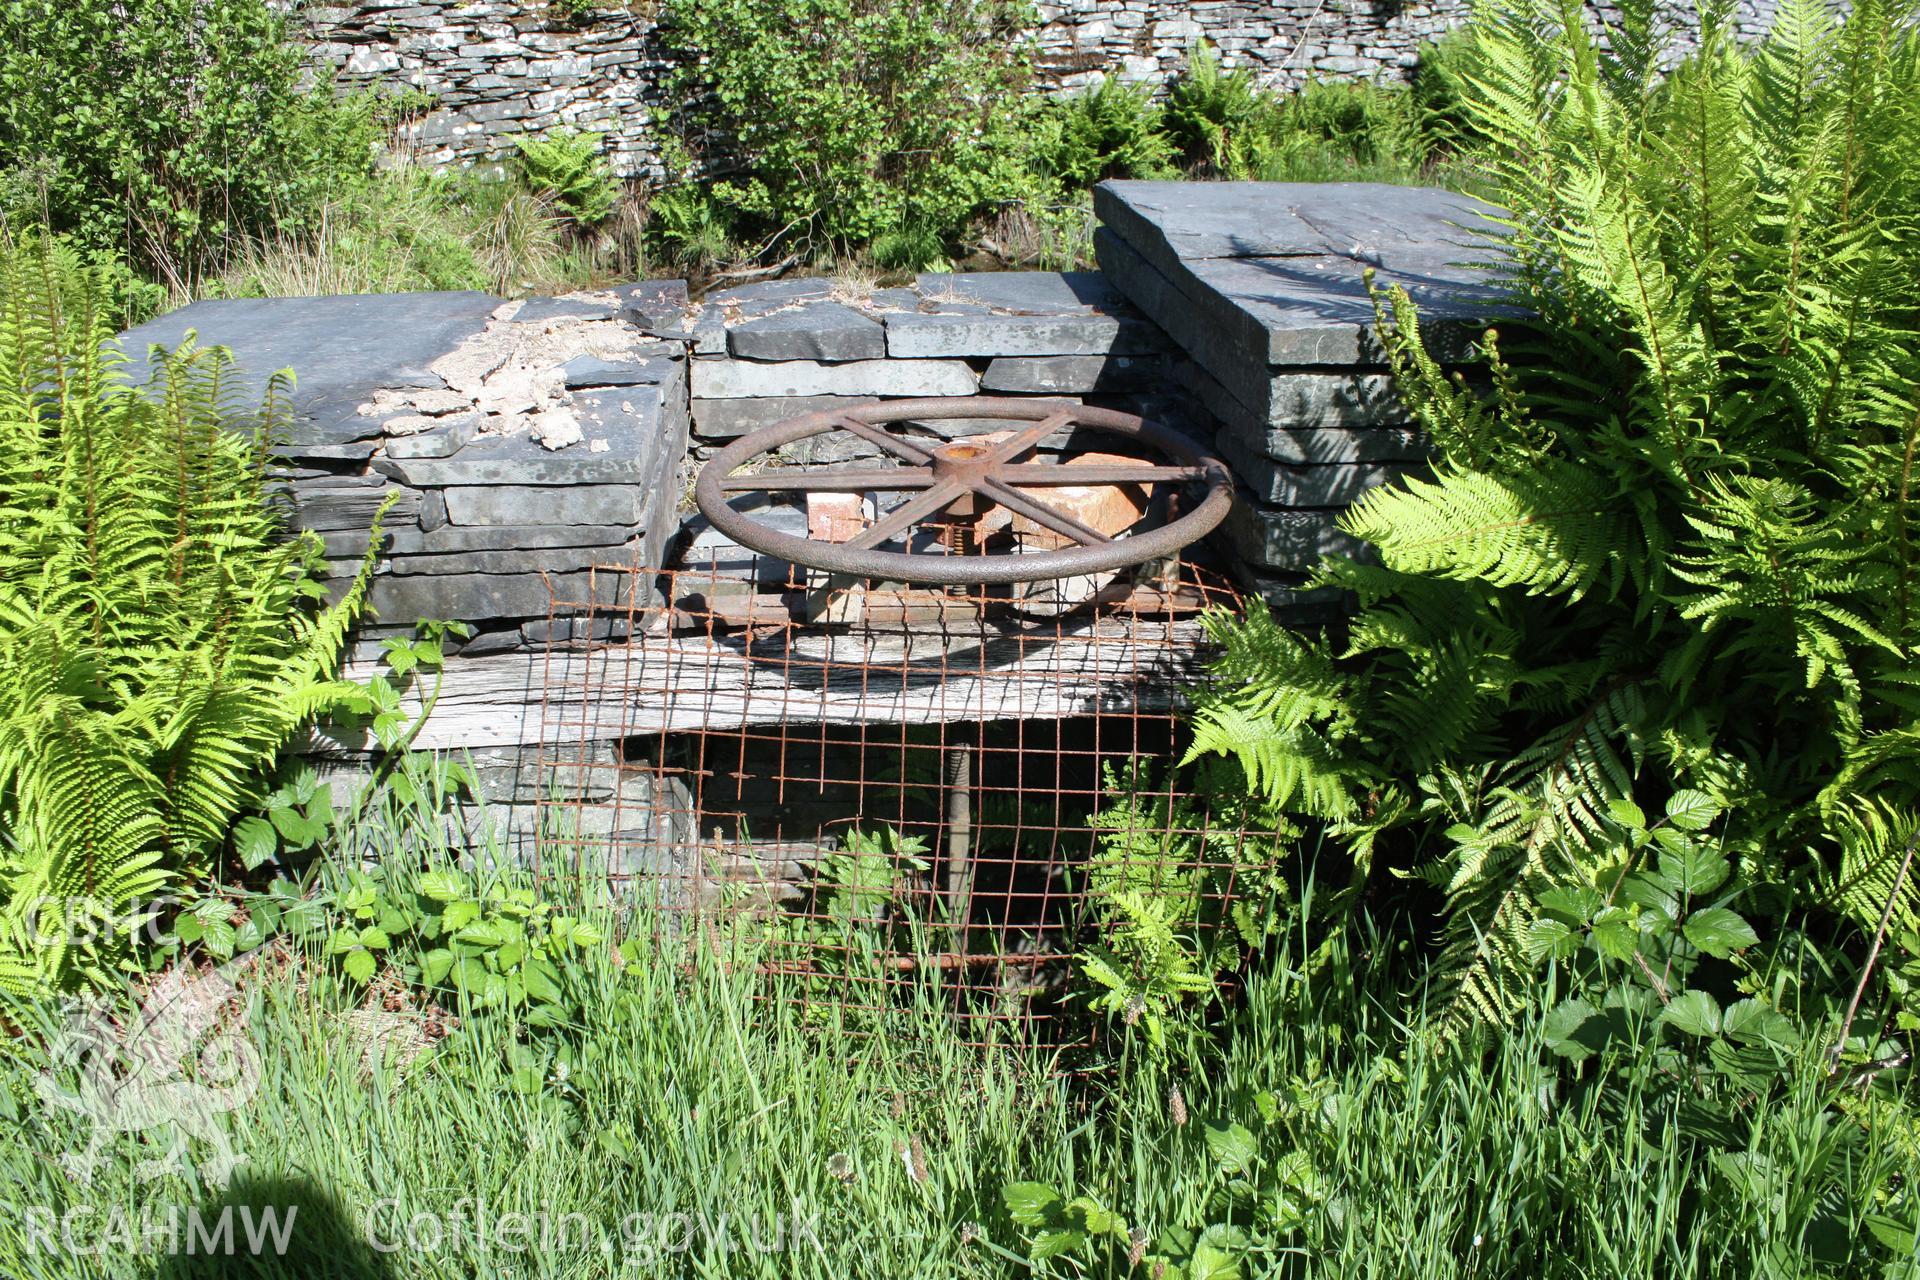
652 271 1190 466
1092 180 1513 607
117 286 693 660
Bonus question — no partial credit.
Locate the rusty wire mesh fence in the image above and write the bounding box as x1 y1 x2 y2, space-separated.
531 545 1276 1043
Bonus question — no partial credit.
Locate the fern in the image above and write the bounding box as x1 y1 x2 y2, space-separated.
1188 0 1920 1036
0 232 379 993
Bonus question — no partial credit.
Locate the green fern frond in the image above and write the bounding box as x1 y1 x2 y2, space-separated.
1342 462 1636 599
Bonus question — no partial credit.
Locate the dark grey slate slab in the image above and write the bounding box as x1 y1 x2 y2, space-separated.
1210 449 1415 507
291 482 421 533
883 311 1166 358
613 280 692 328
1191 365 1408 430
1094 181 1505 280
1217 422 1432 467
690 357 976 398
707 278 838 310
691 394 876 440
449 627 527 657
1101 225 1496 379
444 484 649 526
388 523 639 555
1181 252 1505 366
372 386 670 486
914 271 1131 313
519 616 634 647
980 354 1164 393
864 287 924 312
1225 501 1369 571
368 569 630 624
388 543 640 576
561 354 679 389
1095 230 1289 411
1233 571 1355 621
729 301 886 361
117 292 501 448
514 296 618 324
516 280 689 326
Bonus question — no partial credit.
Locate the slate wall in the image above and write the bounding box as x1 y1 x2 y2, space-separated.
118 284 695 664
1089 179 1513 612
295 0 1785 179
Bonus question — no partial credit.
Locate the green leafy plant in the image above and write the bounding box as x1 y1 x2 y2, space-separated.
1076 760 1285 1050
1163 42 1433 184
513 129 621 229
644 183 738 267
1001 1088 1330 1277
1027 77 1178 190
323 861 606 1024
1187 0 1920 1046
0 0 380 282
655 0 1041 258
0 234 380 993
1164 42 1271 173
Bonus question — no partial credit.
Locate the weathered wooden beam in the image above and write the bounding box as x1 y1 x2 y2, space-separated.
309 616 1216 750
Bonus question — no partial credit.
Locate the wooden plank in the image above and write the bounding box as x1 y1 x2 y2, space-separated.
307 615 1216 750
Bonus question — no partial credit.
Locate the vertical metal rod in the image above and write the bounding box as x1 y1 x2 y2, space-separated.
945 724 975 947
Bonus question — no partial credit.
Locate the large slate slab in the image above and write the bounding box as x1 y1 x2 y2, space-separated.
385 524 641 555
516 280 688 327
914 270 1132 313
117 292 502 450
691 358 977 399
444 483 650 526
728 301 886 361
1225 502 1369 571
1180 355 1414 442
1217 422 1432 466
1094 230 1293 411
691 394 877 439
1211 450 1415 507
560 354 680 389
388 544 641 576
1099 226 1498 381
1094 183 1513 393
883 311 1165 357
1094 181 1505 282
368 570 629 624
291 482 421 533
979 354 1164 394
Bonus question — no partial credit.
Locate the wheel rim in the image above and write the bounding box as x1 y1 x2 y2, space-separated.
692 398 1235 587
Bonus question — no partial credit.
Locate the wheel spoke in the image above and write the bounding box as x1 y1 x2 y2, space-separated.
981 479 1114 547
831 415 936 464
721 467 935 492
981 410 1077 465
994 463 1203 485
841 480 965 552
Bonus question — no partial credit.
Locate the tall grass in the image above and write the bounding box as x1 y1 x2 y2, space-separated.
0 764 1910 1278
198 162 653 306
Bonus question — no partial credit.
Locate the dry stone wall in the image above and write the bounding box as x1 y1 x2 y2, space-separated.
294 0 1786 179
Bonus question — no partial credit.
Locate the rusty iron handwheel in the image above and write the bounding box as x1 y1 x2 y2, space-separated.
692 398 1235 587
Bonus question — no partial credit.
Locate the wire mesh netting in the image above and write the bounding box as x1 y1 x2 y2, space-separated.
532 544 1278 1042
